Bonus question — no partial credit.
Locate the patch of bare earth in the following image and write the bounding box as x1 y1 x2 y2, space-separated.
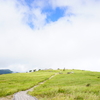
0 95 13 100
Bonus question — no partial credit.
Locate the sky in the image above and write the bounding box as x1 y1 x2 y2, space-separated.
0 0 100 72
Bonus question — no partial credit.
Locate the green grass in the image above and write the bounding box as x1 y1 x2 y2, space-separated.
29 70 100 100
0 70 56 97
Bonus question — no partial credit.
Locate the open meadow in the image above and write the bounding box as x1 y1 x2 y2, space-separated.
0 70 56 97
29 70 100 100
0 69 100 100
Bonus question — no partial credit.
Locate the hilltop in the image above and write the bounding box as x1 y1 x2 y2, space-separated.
0 69 13 74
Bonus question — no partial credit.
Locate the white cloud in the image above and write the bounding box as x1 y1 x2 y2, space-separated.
30 8 47 29
0 0 100 72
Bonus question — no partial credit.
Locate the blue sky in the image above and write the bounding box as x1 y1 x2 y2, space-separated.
27 6 66 28
22 0 67 28
0 0 100 72
25 0 33 6
43 7 66 22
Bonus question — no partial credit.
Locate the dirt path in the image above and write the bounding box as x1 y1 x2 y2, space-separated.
0 95 13 100
12 73 57 100
0 73 57 100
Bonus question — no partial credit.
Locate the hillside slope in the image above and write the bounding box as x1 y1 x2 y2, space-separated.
0 69 13 74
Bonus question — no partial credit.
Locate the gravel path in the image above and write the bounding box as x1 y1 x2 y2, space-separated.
13 73 57 100
13 91 38 100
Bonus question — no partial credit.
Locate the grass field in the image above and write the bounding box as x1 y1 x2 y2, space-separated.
0 70 56 97
29 70 100 100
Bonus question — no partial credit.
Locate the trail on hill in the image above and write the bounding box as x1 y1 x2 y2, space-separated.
12 73 57 100
0 95 13 100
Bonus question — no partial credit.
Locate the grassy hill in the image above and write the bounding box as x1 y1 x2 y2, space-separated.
0 70 56 97
0 69 100 100
29 70 100 100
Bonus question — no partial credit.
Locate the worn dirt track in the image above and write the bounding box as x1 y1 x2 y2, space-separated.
0 95 13 100
13 91 38 100
12 73 57 100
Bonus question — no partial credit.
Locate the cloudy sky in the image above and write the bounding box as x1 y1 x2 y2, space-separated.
0 0 100 72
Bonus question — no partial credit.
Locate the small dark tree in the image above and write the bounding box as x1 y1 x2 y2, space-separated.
63 68 66 71
38 69 41 71
29 70 32 72
57 68 60 70
33 69 36 72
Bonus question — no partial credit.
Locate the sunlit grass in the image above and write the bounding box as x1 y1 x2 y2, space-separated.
0 70 56 97
29 70 100 100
